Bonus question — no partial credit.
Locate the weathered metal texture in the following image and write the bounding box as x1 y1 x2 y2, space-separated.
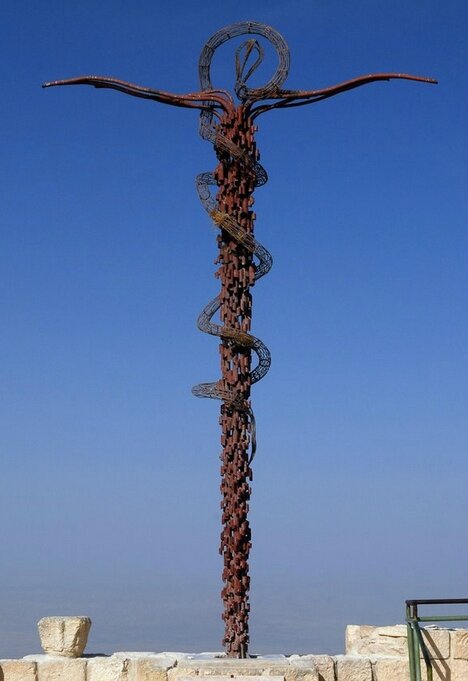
194 105 268 655
43 21 436 658
216 111 255 655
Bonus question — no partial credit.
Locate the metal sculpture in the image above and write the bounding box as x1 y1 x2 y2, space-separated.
44 21 436 657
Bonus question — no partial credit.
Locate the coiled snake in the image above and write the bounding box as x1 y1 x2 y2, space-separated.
192 97 274 464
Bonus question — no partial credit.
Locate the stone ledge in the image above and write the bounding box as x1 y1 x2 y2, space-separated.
1 625 467 681
167 656 318 681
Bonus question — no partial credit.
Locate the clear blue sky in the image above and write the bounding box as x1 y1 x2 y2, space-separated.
1 0 467 658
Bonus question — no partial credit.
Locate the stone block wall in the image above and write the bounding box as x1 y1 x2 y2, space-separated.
345 624 468 680
1 625 468 681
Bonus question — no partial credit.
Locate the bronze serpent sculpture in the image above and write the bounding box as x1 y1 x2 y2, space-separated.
43 21 436 657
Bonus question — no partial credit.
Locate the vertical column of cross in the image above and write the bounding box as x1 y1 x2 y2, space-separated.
214 107 258 657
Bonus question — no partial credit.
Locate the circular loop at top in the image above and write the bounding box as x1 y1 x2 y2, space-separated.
199 21 290 101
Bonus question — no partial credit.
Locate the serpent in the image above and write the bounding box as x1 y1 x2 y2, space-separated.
192 104 273 465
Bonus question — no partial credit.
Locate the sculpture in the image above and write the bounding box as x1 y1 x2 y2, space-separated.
44 21 436 657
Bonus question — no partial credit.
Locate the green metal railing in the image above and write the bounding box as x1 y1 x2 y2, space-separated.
406 598 468 681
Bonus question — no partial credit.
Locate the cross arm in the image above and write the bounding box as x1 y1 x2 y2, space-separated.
250 72 437 117
42 75 233 112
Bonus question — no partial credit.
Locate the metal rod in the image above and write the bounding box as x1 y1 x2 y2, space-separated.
415 615 468 622
406 599 468 606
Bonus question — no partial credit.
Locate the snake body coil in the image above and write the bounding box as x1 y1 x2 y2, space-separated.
192 115 272 462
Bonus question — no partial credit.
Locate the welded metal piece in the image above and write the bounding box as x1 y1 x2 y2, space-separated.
194 107 267 657
43 21 436 658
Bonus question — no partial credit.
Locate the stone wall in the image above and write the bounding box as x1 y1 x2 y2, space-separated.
344 624 468 680
1 625 468 681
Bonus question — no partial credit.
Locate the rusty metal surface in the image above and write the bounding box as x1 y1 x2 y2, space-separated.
194 106 268 657
43 20 436 658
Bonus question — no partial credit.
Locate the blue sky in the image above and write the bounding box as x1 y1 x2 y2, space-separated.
1 0 467 658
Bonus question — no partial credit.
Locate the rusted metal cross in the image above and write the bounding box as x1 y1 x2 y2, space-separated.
44 21 436 658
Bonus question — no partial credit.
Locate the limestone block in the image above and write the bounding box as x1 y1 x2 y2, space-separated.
379 658 451 681
115 653 177 667
286 657 310 668
345 624 450 659
285 667 318 681
372 658 410 681
346 625 408 656
0 659 37 681
432 658 455 681
335 656 372 681
345 627 375 655
171 659 282 678
169 660 317 681
167 668 197 681
420 628 450 660
127 656 176 681
37 617 91 657
156 654 191 661
87 656 129 681
287 657 331 681
313 656 335 681
452 659 468 681
36 657 86 681
174 659 272 673
452 630 468 660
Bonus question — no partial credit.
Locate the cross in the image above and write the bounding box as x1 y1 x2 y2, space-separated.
44 21 436 658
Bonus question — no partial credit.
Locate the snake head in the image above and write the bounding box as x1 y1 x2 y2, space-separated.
235 38 264 100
